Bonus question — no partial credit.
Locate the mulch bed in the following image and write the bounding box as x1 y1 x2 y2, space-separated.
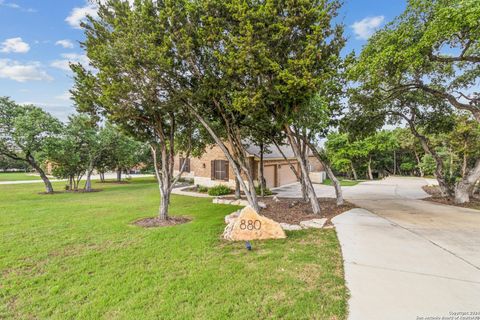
422 185 480 210
223 196 355 225
133 216 192 228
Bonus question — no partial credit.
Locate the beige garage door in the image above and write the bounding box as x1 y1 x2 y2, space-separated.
278 164 298 186
264 165 276 188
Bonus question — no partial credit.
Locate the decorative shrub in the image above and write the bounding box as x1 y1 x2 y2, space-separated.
196 185 209 193
255 185 273 196
207 184 232 196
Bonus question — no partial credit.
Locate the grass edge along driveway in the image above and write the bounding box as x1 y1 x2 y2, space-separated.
0 179 348 320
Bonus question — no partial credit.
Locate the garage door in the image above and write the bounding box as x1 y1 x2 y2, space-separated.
278 164 298 186
264 165 276 188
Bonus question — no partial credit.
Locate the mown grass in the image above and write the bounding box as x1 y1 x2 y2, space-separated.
0 172 42 181
0 178 347 319
323 178 363 187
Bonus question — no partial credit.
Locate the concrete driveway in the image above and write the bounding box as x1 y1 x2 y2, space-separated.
274 177 480 319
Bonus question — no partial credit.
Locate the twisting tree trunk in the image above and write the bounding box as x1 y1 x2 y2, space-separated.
284 125 321 215
189 107 260 212
303 139 344 206
27 155 54 194
350 163 358 180
84 159 96 192
407 121 452 196
413 150 424 177
235 176 241 199
455 159 480 204
148 112 193 220
367 156 374 180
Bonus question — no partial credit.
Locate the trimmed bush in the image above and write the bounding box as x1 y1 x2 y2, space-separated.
255 185 273 196
196 185 209 193
207 184 232 196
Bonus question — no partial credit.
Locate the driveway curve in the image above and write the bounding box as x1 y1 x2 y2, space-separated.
274 177 480 319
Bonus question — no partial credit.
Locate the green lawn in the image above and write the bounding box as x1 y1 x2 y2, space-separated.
323 178 364 187
0 178 347 319
0 172 42 181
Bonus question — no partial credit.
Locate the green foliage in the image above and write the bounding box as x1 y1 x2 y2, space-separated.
352 0 480 121
196 185 209 193
255 185 273 196
207 184 232 196
419 154 437 176
0 97 62 166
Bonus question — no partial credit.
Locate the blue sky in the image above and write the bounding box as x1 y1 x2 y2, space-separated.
0 0 406 121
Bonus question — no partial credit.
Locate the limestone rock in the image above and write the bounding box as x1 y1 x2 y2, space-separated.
280 223 303 231
300 218 327 229
224 210 240 224
223 206 286 241
272 196 280 203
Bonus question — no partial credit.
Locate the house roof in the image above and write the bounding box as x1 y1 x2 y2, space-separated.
244 142 296 160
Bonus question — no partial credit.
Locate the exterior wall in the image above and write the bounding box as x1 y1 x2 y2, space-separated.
175 144 238 187
174 144 326 188
308 156 324 172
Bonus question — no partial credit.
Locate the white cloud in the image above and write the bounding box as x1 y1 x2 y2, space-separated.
0 37 30 53
65 1 135 29
65 3 98 29
0 59 53 82
55 39 74 49
351 16 385 40
0 0 35 12
51 53 89 71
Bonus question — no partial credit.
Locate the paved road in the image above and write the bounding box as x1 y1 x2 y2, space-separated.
275 177 480 319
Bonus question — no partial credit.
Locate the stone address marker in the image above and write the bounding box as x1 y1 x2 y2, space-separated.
223 206 287 241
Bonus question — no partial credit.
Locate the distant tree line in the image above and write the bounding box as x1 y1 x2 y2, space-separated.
0 97 149 193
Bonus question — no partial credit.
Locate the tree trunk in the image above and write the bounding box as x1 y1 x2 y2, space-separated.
158 184 170 220
235 177 241 199
259 142 265 197
85 170 93 191
117 169 122 182
393 151 397 175
407 120 453 197
462 149 468 178
100 172 105 182
303 139 344 206
300 170 309 202
189 107 260 211
28 157 54 194
284 125 321 215
454 159 480 204
151 145 171 221
351 163 358 180
472 180 479 196
367 156 373 180
413 150 424 177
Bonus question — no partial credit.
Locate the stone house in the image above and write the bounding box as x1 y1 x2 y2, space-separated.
175 142 325 189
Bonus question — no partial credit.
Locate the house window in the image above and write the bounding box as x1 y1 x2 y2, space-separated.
179 157 190 173
211 160 229 181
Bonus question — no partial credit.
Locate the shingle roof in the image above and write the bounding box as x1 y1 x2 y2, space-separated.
244 142 296 159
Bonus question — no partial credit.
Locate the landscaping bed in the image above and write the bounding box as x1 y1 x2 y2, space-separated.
133 216 191 228
222 196 355 225
261 197 355 226
422 185 480 210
